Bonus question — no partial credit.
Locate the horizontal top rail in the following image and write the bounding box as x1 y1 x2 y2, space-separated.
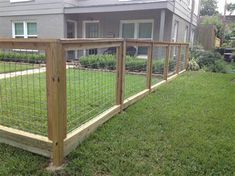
0 38 58 50
0 38 189 50
60 38 124 43
60 38 123 50
126 39 189 47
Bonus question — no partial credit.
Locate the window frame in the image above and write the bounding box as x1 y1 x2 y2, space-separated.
12 21 38 38
119 19 154 40
184 26 189 43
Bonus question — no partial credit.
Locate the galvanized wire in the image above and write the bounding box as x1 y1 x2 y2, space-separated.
180 46 187 71
0 48 47 136
151 47 165 85
66 50 117 132
124 52 147 99
168 46 178 77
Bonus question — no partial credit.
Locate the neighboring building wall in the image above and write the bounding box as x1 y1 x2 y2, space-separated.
0 14 65 38
198 25 217 50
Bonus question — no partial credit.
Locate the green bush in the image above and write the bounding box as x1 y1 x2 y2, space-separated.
196 51 223 68
189 47 229 73
79 55 173 74
0 52 45 63
188 58 200 71
125 56 147 72
205 60 228 73
80 55 116 70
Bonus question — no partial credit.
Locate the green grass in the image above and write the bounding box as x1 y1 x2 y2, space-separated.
0 71 234 175
0 68 161 135
0 62 35 73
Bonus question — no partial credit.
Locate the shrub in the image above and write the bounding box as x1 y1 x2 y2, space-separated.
189 46 230 73
80 55 116 70
188 58 200 71
153 60 164 74
79 55 171 74
0 52 45 63
205 60 228 73
125 56 147 72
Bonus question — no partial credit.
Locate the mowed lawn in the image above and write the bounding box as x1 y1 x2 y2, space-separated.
0 62 35 73
0 71 234 175
0 68 160 135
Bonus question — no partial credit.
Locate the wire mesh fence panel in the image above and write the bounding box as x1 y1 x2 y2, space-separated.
124 47 147 99
151 46 165 85
168 46 178 77
180 46 187 71
66 48 118 132
0 48 47 136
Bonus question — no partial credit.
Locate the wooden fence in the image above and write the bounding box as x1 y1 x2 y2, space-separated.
0 38 189 167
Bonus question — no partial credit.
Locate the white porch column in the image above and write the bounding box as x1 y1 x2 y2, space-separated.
159 9 166 41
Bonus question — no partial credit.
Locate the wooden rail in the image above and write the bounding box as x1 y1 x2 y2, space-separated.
0 38 189 167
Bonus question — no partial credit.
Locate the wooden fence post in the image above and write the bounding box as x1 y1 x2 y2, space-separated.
146 42 153 91
116 40 125 111
185 45 190 70
46 40 67 166
163 45 170 80
176 45 182 74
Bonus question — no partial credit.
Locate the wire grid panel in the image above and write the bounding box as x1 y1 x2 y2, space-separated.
151 46 165 86
180 46 187 71
168 46 178 77
0 48 47 136
124 47 148 99
66 49 118 132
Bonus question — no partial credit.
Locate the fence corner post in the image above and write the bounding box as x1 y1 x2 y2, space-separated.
116 40 125 111
146 42 153 91
164 45 170 81
46 40 67 167
176 44 182 74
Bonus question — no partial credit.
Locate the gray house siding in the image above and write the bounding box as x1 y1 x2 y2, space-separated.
65 9 173 41
0 0 64 16
0 14 65 38
74 0 168 6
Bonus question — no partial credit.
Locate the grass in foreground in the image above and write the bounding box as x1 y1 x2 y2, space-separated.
0 68 161 135
0 71 234 175
0 62 35 73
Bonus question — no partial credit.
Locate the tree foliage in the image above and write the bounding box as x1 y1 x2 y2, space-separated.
200 0 219 16
227 3 235 15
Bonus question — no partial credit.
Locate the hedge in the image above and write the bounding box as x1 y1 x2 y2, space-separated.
0 52 45 64
79 55 176 74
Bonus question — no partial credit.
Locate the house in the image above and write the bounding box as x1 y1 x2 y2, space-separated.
0 0 200 58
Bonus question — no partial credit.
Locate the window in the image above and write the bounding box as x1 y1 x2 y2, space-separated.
122 23 135 38
121 20 153 39
120 20 153 55
138 23 152 39
184 26 188 42
190 29 195 45
12 21 37 38
14 22 24 38
172 21 179 42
